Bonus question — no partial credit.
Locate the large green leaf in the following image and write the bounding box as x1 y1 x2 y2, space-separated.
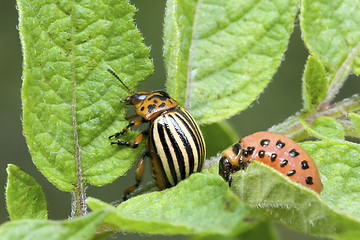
187 221 279 240
87 173 262 236
6 164 47 220
164 0 300 124
0 210 108 240
228 139 360 239
301 0 360 76
302 140 360 219
19 0 153 192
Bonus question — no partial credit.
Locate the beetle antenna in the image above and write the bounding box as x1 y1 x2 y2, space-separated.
107 68 134 94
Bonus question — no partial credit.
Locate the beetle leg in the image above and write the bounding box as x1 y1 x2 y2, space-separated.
122 152 148 201
111 130 148 148
109 119 147 139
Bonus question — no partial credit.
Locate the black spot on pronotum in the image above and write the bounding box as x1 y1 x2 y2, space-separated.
287 169 296 176
158 102 166 108
147 104 156 113
258 150 265 158
289 149 299 157
301 160 309 169
280 159 288 167
232 143 241 155
153 99 158 103
276 140 285 149
141 106 145 111
305 176 313 185
260 139 270 147
270 153 277 162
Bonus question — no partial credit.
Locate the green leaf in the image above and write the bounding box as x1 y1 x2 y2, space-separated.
302 56 328 112
87 174 262 236
302 117 345 140
0 210 108 240
301 0 360 75
19 0 153 192
302 140 360 219
230 160 360 239
201 121 239 158
6 164 47 220
350 112 360 134
164 0 300 124
187 221 278 240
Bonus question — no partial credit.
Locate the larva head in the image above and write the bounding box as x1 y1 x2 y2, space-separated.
219 142 245 182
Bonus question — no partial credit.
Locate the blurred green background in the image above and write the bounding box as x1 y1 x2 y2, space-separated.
1 0 359 239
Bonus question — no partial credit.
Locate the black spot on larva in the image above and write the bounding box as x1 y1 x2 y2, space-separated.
147 104 156 113
258 150 265 158
276 140 285 149
158 102 165 108
140 106 145 111
305 176 313 185
153 99 158 103
280 159 288 167
247 147 255 155
287 169 296 176
260 139 270 146
301 160 309 169
232 143 241 155
289 149 299 157
242 149 248 157
270 153 277 162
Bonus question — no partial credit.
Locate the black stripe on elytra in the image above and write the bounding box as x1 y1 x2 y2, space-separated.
156 118 178 185
169 114 195 177
173 112 198 174
175 110 202 172
149 123 172 188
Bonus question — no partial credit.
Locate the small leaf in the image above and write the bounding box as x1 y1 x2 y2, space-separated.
302 117 345 140
6 164 47 220
18 0 153 192
0 210 108 240
164 0 300 124
350 112 360 134
301 0 360 75
201 121 239 158
302 55 328 112
230 160 360 239
88 174 262 236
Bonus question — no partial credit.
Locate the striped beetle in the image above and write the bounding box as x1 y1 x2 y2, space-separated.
107 69 206 200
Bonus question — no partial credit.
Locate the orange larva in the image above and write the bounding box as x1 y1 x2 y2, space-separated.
219 131 322 193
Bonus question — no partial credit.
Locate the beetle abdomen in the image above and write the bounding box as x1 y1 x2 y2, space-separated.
149 107 206 189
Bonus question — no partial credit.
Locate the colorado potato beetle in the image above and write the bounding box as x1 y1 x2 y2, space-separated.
107 69 206 200
219 131 322 193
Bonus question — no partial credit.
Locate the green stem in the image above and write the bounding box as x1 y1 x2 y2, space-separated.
269 94 360 141
269 42 360 141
